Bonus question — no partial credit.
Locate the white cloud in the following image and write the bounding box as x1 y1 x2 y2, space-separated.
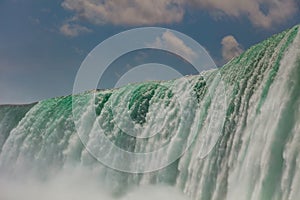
221 35 244 63
148 30 197 61
190 0 298 29
60 23 92 37
61 0 184 26
61 0 298 30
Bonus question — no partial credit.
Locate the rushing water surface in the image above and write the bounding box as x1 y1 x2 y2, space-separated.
0 25 299 200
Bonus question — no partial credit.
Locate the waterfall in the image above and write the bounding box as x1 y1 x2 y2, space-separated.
0 25 299 200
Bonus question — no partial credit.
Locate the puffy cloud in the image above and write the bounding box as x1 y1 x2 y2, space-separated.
148 30 197 61
60 0 299 36
60 23 92 37
221 35 244 62
61 0 184 26
190 0 298 28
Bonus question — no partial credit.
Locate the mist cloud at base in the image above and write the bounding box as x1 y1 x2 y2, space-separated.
0 168 189 200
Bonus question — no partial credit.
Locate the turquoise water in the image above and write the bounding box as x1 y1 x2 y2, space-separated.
0 25 299 200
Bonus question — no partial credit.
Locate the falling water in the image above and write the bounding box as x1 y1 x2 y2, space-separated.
0 25 299 200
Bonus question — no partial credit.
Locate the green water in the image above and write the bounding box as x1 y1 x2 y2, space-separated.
0 25 299 200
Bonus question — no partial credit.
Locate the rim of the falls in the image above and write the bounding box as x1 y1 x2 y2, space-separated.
0 23 300 200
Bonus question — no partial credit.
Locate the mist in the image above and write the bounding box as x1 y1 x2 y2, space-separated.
0 168 190 200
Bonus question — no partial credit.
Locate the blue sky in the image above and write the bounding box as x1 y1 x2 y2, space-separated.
0 0 300 104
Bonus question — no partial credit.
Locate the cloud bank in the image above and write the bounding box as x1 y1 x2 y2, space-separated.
61 0 184 26
61 0 298 33
190 0 298 29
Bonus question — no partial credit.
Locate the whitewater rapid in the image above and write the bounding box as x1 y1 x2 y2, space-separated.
0 25 299 200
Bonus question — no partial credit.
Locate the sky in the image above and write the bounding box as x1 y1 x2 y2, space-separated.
0 0 300 104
